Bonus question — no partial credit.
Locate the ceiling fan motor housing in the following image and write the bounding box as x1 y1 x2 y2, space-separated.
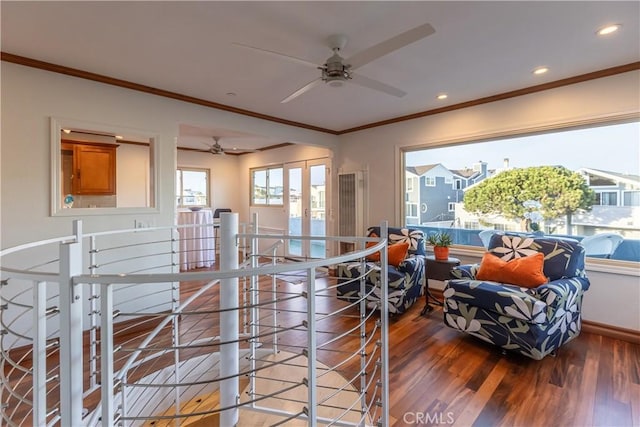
322 53 351 86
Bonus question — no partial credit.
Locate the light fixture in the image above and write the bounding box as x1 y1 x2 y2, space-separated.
436 93 448 100
115 135 123 140
597 24 621 36
533 67 549 75
62 129 71 134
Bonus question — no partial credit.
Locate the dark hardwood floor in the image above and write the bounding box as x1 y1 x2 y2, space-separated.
382 303 639 427
179 269 640 426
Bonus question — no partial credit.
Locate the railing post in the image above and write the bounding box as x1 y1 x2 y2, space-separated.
305 267 317 426
379 221 389 427
58 220 84 427
220 212 239 426
89 236 99 391
100 283 115 426
249 212 259 408
32 280 47 426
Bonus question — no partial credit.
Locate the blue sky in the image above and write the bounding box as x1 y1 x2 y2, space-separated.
405 121 640 175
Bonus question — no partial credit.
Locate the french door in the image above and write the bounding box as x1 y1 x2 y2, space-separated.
285 159 330 259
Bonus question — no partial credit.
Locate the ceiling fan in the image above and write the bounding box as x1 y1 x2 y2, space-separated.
203 136 259 155
233 23 435 103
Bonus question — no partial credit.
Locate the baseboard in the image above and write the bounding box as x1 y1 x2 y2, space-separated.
582 320 640 344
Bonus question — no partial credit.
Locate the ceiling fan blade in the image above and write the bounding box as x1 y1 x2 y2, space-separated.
281 78 323 103
350 73 406 98
347 23 435 70
232 42 320 69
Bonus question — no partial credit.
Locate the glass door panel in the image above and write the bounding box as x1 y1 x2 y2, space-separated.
285 160 329 259
288 166 303 256
309 164 326 258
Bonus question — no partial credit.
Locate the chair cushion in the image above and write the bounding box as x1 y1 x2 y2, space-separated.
476 252 548 288
488 234 585 280
366 241 409 267
367 226 426 256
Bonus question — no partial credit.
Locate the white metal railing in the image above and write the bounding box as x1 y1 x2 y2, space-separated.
0 214 390 426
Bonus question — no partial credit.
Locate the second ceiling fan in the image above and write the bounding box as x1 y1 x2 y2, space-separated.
203 136 259 155
234 23 435 103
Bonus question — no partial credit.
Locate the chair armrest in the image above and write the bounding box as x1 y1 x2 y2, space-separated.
398 254 425 272
534 277 591 316
450 264 479 280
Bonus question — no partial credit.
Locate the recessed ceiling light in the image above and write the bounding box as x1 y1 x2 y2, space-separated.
115 135 124 140
436 93 448 100
597 24 621 36
62 129 71 134
533 67 549 75
226 92 237 97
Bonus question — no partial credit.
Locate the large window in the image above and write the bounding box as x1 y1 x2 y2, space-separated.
176 167 209 207
623 191 640 207
251 166 284 205
595 191 618 206
406 177 414 192
403 120 639 262
406 203 418 217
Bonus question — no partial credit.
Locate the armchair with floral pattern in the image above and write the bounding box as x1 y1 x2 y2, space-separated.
443 233 590 360
336 226 426 315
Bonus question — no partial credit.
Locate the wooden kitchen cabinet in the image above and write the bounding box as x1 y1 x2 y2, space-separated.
61 140 117 195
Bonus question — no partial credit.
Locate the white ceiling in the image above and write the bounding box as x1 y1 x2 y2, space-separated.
2 1 639 150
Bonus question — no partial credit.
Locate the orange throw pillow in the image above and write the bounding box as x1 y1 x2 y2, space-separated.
365 240 381 262
476 252 548 288
366 241 409 267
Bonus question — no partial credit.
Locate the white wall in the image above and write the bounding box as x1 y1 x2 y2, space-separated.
0 62 337 248
334 70 640 331
117 143 150 207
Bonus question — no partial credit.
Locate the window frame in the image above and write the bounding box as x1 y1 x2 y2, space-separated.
399 115 639 267
406 202 418 218
424 176 436 187
623 190 640 207
176 167 210 208
595 191 618 206
406 177 414 192
251 165 284 206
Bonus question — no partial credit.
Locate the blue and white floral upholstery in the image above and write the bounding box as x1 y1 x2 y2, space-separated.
443 234 590 360
337 227 426 315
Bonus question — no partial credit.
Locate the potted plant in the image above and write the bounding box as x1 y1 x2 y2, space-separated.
427 231 453 261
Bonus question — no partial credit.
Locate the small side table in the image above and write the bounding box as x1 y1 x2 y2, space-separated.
420 255 461 315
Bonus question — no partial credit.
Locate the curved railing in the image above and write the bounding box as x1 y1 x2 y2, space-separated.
0 215 390 426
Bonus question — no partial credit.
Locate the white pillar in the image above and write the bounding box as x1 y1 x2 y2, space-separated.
220 212 239 426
